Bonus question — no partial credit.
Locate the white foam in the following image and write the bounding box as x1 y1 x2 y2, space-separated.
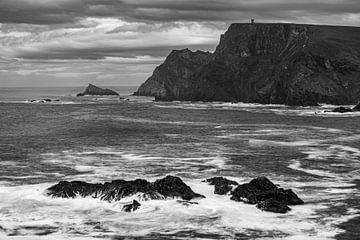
249 139 320 147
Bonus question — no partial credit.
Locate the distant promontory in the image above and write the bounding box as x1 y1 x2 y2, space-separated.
77 84 119 97
134 23 360 106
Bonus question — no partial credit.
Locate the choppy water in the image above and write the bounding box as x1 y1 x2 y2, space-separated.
0 87 359 239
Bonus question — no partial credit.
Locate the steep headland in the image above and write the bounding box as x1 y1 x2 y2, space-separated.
77 84 119 96
134 23 360 106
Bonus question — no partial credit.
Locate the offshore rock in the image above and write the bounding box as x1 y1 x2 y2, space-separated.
135 23 360 106
204 177 238 195
30 99 60 103
47 176 204 202
230 177 303 213
77 84 119 96
331 107 353 113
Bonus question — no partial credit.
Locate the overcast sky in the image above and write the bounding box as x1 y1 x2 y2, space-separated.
1 0 360 87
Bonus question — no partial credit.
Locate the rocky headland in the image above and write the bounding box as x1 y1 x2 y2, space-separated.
77 84 119 97
134 23 360 106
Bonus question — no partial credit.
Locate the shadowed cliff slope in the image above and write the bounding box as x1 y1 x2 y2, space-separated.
134 23 360 106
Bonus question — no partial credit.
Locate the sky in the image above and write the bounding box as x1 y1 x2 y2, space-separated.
0 0 360 87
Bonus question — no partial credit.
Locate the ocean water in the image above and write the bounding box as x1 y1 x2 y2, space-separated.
0 87 359 240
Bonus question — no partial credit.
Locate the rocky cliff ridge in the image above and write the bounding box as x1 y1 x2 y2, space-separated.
134 23 360 105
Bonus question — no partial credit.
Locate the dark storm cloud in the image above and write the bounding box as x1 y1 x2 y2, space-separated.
1 0 360 25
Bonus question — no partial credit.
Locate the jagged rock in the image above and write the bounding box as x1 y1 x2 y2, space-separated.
204 177 238 195
353 103 360 111
135 23 360 106
332 107 353 113
77 84 119 97
122 200 141 212
230 177 303 213
47 176 204 202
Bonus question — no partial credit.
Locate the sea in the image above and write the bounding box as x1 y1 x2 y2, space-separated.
0 86 359 240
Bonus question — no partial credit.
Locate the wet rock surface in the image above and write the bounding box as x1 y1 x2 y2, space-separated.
204 177 238 195
205 176 303 213
122 200 141 212
230 177 304 213
135 23 360 106
47 175 204 206
77 84 119 96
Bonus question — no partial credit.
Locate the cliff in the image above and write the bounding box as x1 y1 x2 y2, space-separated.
134 23 360 105
77 84 119 96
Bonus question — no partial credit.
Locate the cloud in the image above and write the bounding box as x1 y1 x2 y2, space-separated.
1 0 360 25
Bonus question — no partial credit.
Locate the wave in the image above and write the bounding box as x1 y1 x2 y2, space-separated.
0 180 357 239
154 101 360 118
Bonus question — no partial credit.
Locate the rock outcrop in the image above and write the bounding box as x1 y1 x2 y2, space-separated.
47 176 204 209
134 23 360 106
230 177 304 213
204 177 238 195
122 200 141 212
205 176 303 214
77 84 119 97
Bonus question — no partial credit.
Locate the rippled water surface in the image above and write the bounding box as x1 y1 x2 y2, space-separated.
0 87 359 239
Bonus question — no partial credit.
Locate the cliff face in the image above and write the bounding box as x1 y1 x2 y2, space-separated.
134 23 360 105
135 49 212 100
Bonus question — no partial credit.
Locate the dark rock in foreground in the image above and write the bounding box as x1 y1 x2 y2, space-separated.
122 200 141 212
230 177 304 213
47 175 204 205
135 23 360 106
204 177 238 195
77 84 119 97
256 199 291 214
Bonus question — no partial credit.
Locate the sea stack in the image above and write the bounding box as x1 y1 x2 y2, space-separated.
134 23 360 106
77 84 119 97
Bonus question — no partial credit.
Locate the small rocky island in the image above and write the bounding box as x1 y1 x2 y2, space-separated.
47 175 303 214
134 23 360 106
77 84 119 97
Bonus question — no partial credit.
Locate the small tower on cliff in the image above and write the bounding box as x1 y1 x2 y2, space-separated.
251 19 255 24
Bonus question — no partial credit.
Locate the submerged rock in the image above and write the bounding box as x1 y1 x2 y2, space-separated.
77 84 119 97
47 175 204 203
204 177 238 195
122 200 141 212
230 177 304 213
